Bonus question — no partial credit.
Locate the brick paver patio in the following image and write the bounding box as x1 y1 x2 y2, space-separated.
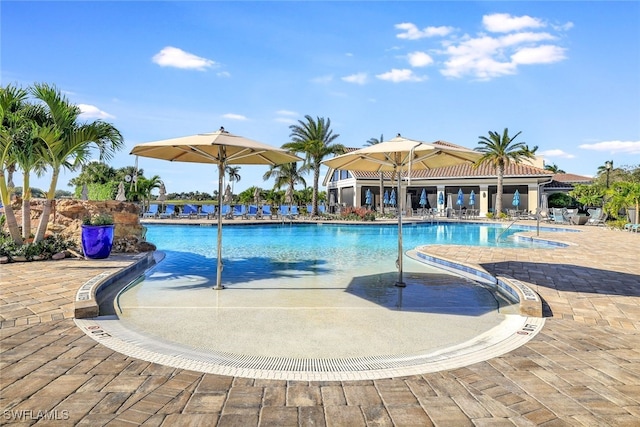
1 222 639 426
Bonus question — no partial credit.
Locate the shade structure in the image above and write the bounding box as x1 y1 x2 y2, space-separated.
513 189 520 207
253 187 261 205
365 189 372 206
130 127 301 290
457 188 464 217
469 190 476 206
438 191 444 206
389 189 397 206
323 135 480 287
223 184 233 204
383 190 389 205
115 182 126 201
419 188 427 207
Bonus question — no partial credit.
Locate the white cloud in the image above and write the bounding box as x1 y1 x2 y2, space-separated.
376 69 425 82
78 104 115 119
512 45 567 64
579 140 640 155
311 74 333 84
152 46 215 71
217 71 231 78
407 51 434 67
483 13 545 33
342 72 368 85
222 113 247 121
276 110 298 116
395 23 455 40
538 149 576 159
275 117 297 124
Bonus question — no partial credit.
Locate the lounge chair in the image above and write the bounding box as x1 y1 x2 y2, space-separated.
198 204 216 219
290 205 300 219
279 205 290 219
178 204 197 219
247 205 261 220
586 208 607 226
159 204 175 219
221 204 232 219
262 205 276 219
551 208 568 224
233 204 247 219
142 204 159 218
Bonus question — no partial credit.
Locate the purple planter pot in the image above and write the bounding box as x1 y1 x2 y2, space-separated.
81 224 115 259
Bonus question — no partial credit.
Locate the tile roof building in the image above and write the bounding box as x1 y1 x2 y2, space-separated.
323 141 591 217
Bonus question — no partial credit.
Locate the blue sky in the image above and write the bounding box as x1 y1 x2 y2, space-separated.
2 1 639 195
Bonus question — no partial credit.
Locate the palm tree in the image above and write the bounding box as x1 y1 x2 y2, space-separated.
134 175 162 211
544 163 565 174
226 165 241 198
263 162 306 206
475 128 535 216
366 134 384 214
30 83 124 242
0 85 29 244
283 115 343 216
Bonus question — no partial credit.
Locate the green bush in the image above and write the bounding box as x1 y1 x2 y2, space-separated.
0 233 78 261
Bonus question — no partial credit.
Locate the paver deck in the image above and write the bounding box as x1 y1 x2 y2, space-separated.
1 221 639 426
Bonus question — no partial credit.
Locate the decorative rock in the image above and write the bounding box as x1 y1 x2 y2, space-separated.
52 252 66 260
13 256 27 262
0 256 8 264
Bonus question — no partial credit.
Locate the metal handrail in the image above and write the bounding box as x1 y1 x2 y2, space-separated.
496 218 519 242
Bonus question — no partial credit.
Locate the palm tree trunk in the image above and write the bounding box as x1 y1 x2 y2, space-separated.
0 172 24 245
496 164 504 216
34 169 59 242
22 172 31 239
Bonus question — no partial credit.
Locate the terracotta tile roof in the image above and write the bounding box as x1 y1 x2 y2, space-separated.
551 173 593 183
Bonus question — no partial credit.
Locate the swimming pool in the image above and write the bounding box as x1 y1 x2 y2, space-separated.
105 222 550 379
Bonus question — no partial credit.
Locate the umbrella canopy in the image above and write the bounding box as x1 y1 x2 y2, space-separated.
383 190 389 205
322 134 480 287
115 182 126 201
365 189 372 206
157 181 166 202
253 187 261 205
457 188 464 206
130 127 301 290
513 189 520 207
469 190 476 206
389 189 397 206
419 188 427 207
438 191 444 206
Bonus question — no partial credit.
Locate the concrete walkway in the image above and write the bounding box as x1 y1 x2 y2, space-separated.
1 222 639 426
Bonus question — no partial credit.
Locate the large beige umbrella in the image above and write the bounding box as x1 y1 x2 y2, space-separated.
131 127 301 290
323 134 481 287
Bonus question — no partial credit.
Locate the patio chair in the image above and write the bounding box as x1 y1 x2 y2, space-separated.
262 205 276 219
221 204 233 219
232 204 247 219
551 208 568 224
159 204 175 219
198 204 216 219
142 204 159 218
247 205 261 220
279 205 290 219
178 204 197 219
586 208 607 226
290 205 300 219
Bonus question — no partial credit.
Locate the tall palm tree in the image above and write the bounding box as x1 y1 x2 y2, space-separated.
475 128 535 216
30 83 124 242
283 115 343 216
544 163 565 174
226 165 241 197
263 162 306 206
0 85 29 244
366 134 384 214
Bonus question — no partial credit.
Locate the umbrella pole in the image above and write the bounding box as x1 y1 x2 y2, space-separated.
214 160 224 290
396 172 405 287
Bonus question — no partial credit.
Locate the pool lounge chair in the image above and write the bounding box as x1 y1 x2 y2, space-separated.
178 204 198 219
142 204 159 218
551 208 568 224
290 205 300 219
586 208 607 226
198 204 216 219
233 204 247 219
159 204 175 219
279 205 290 219
262 205 276 219
247 205 261 220
221 205 233 219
